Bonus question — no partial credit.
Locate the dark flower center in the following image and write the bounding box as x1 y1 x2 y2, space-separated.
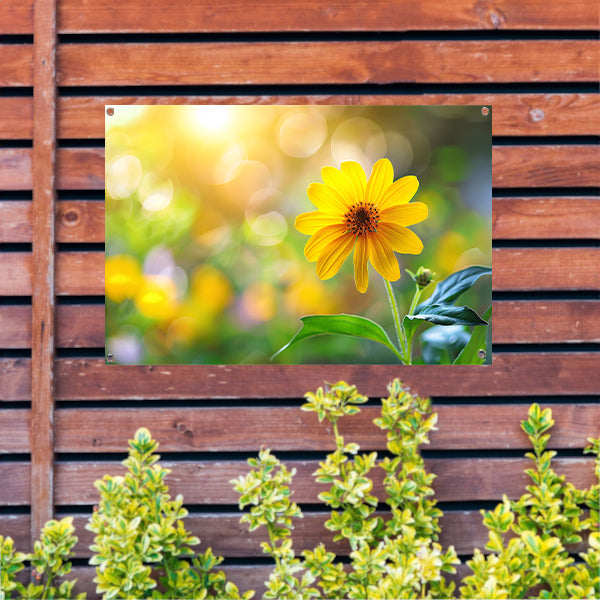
344 202 380 236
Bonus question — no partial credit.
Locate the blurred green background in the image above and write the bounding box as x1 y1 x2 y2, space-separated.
105 105 491 364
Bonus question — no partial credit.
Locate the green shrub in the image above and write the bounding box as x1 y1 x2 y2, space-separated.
1 381 597 599
0 517 83 600
87 427 251 600
233 379 599 599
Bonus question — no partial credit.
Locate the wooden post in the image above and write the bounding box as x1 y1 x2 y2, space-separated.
31 0 57 547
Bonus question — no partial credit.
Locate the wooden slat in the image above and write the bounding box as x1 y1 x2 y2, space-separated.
59 0 600 32
1 508 588 560
5 146 598 192
493 248 599 291
0 149 32 190
56 200 105 242
31 0 58 546
0 0 34 34
4 197 598 245
0 410 30 453
0 201 32 243
0 45 33 86
0 201 105 243
0 304 105 348
0 98 33 139
493 145 600 188
54 94 600 138
57 41 599 86
53 404 600 453
0 96 590 141
3 354 599 402
492 300 600 344
51 457 595 506
493 197 600 239
53 353 600 399
1 462 30 505
4 0 598 34
0 253 32 295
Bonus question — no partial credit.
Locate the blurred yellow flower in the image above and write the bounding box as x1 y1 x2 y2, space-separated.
134 275 178 320
295 158 427 293
190 265 233 315
105 255 141 303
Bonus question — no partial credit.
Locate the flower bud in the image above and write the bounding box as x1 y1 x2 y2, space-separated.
415 266 435 288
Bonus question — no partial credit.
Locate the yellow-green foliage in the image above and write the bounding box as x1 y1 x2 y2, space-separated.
87 427 252 600
233 380 600 600
0 517 84 600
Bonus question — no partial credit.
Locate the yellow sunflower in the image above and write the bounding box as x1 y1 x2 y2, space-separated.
295 158 428 293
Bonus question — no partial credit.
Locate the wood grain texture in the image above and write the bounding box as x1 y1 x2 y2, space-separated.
4 92 597 141
0 410 30 453
493 145 600 188
493 248 599 291
0 304 105 348
0 98 33 139
56 41 599 86
0 201 105 243
31 0 58 544
1 462 30 505
4 0 598 34
0 149 33 190
54 353 600 399
53 404 599 453
492 300 600 343
54 93 600 138
56 200 105 242
50 457 595 505
0 45 33 86
493 197 600 239
0 201 32 243
2 300 598 349
58 0 600 32
2 353 599 401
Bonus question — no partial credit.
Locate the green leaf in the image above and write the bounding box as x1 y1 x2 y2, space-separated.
405 304 488 326
453 305 492 365
416 265 491 312
271 314 402 362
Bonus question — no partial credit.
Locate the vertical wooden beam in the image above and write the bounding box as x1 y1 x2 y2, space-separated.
31 0 57 546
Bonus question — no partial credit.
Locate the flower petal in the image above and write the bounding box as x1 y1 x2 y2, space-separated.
353 235 370 293
367 232 401 282
321 166 356 206
365 158 394 206
377 175 419 210
295 210 343 235
316 234 356 280
304 224 348 262
341 161 367 202
378 223 424 254
307 182 348 214
379 201 428 227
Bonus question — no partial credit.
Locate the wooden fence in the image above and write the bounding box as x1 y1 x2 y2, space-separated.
1 0 599 596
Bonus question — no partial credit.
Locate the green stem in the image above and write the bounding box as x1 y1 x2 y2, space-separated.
405 284 425 364
383 279 408 363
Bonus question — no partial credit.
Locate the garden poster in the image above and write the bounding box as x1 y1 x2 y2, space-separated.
105 105 491 365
